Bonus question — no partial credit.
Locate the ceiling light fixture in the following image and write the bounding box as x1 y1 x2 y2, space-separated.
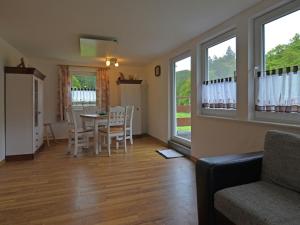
105 58 119 67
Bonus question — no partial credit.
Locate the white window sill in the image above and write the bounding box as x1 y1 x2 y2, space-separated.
197 113 300 129
254 111 300 126
201 108 237 118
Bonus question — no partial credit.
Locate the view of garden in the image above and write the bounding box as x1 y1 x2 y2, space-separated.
175 15 300 139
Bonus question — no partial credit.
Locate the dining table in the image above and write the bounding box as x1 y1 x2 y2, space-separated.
80 114 108 154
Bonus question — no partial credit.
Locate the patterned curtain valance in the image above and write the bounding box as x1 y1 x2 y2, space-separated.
57 65 71 121
96 68 110 112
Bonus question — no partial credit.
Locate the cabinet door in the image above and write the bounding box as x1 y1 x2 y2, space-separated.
33 78 44 150
6 74 33 155
120 84 142 135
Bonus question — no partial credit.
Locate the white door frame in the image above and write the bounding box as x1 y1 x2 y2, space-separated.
170 51 192 147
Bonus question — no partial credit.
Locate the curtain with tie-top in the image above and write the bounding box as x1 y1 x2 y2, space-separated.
256 66 300 113
96 68 110 112
202 77 237 109
57 65 71 121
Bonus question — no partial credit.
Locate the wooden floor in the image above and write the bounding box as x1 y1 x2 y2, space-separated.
0 136 198 225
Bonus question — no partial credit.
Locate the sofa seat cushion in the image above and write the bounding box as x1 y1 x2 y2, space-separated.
214 181 300 225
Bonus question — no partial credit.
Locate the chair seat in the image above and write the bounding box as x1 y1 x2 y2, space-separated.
214 181 300 225
69 128 93 134
99 127 124 134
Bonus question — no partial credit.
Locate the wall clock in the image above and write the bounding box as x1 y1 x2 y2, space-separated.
154 65 161 77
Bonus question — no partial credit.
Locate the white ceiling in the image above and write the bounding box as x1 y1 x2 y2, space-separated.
0 0 261 65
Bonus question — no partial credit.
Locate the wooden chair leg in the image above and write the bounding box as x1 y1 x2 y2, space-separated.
107 136 111 156
74 134 78 157
98 135 102 153
67 135 72 154
84 136 89 148
124 134 127 153
45 126 50 147
130 130 133 145
49 124 56 143
116 140 119 150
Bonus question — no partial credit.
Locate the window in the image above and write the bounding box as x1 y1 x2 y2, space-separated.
71 73 96 106
200 29 237 117
171 54 192 145
254 2 300 124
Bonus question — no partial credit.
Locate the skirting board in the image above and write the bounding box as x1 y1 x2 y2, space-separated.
5 154 34 161
146 135 168 147
168 140 198 163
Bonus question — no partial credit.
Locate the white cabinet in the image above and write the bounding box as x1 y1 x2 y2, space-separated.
119 81 143 135
5 67 46 160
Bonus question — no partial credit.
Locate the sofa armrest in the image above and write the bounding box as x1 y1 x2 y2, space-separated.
195 152 263 225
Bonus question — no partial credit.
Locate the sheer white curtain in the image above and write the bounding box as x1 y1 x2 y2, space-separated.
202 78 236 109
256 67 300 113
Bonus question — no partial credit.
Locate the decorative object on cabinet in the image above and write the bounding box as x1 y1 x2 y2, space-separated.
116 72 142 85
155 65 161 77
5 67 46 161
16 57 25 68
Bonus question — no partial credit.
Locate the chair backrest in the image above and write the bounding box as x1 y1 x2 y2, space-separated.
126 105 134 128
108 106 127 128
262 130 300 193
65 107 78 130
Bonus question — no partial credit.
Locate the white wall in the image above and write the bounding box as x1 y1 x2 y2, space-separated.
145 0 300 158
0 37 25 161
29 58 147 139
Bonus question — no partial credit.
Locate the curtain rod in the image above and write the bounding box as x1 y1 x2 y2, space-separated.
57 64 109 69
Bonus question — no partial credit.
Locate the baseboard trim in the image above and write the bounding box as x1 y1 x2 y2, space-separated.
167 140 198 163
187 155 198 163
6 154 34 161
133 133 148 139
146 135 168 147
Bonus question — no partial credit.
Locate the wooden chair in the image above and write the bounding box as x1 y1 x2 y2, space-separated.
65 107 93 157
99 106 127 156
44 123 56 146
116 105 134 146
125 105 134 144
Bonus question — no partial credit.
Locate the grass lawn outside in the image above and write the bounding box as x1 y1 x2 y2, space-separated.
177 126 191 132
176 112 191 118
176 112 191 132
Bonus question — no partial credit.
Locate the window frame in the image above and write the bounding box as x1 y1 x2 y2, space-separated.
70 70 97 107
170 51 192 147
253 1 300 125
200 28 237 118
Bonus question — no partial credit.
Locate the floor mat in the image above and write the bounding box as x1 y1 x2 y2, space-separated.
156 149 184 159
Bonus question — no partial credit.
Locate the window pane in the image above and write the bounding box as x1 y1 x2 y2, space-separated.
71 74 96 106
264 10 300 70
207 37 236 80
174 57 191 141
72 74 96 89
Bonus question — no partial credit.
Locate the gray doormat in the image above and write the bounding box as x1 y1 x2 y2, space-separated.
156 149 184 159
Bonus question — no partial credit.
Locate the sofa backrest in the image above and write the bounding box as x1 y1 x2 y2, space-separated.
262 130 300 193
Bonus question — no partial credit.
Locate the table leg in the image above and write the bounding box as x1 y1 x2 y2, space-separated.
94 119 99 154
